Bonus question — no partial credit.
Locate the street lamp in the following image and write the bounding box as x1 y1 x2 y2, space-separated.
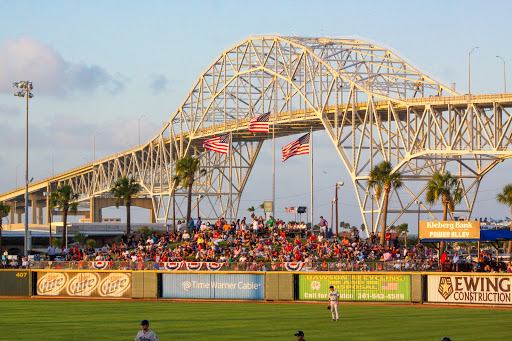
13 81 34 257
415 200 421 230
335 181 344 239
496 56 507 93
197 194 204 218
468 47 479 95
138 114 146 145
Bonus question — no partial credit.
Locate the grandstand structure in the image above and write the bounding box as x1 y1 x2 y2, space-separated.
1 35 512 236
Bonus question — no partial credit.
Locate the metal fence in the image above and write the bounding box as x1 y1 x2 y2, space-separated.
16 260 457 272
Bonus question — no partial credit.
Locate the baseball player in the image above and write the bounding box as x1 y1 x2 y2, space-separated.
135 320 159 341
327 285 340 321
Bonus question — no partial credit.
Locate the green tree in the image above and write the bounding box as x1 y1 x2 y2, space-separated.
0 201 11 254
51 237 62 248
395 223 409 248
368 161 403 247
111 176 141 236
73 232 86 248
171 176 180 232
85 238 96 250
50 185 78 248
426 171 463 253
247 206 255 218
496 184 512 255
175 155 206 226
259 202 265 217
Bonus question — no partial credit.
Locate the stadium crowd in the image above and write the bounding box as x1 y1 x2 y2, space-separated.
3 215 510 272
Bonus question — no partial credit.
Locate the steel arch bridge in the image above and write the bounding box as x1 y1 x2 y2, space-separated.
2 35 512 235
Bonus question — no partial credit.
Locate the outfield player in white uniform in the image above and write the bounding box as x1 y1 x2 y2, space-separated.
135 320 159 341
327 285 340 321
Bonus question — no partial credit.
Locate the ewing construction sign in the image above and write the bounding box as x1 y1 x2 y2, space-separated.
427 275 512 305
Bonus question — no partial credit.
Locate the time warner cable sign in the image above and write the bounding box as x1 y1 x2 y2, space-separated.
428 275 512 305
162 273 264 299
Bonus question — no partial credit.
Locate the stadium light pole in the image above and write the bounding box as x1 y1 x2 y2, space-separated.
496 56 506 93
13 81 34 257
415 200 421 230
468 47 479 95
138 114 145 145
335 181 344 239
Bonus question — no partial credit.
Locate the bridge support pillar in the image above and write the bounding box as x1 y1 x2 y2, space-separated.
150 207 156 224
89 197 154 223
90 197 103 223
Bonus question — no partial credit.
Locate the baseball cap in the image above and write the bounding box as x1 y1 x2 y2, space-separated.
140 320 149 325
329 285 334 288
320 216 323 218
294 331 305 336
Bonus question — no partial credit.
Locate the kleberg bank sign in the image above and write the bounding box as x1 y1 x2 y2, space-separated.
161 273 264 299
419 221 480 241
427 275 512 305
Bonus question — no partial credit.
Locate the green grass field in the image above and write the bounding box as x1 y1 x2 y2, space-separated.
0 299 510 340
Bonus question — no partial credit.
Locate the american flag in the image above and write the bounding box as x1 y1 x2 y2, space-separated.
248 112 271 133
285 207 297 213
282 133 310 162
381 282 398 291
202 134 230 154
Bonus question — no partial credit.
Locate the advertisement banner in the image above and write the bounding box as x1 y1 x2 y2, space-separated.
427 274 512 305
419 221 480 241
298 274 410 302
161 273 264 299
36 272 131 298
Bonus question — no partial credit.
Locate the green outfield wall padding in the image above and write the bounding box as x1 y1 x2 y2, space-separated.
131 272 145 298
411 274 423 303
265 273 280 300
144 272 158 298
0 270 31 296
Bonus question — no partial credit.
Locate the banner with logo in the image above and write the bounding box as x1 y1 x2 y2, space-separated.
427 274 512 305
161 273 264 299
298 274 410 302
36 272 131 298
419 221 480 241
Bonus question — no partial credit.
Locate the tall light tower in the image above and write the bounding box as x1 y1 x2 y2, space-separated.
496 56 507 93
468 47 479 95
13 81 34 257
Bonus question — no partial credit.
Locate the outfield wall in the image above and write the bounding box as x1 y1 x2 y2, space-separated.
1 270 511 306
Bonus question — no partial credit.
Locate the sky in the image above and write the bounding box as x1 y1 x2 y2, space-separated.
1 0 512 232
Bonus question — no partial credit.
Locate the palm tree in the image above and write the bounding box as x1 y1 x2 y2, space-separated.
396 223 409 248
496 184 512 255
0 201 11 254
368 161 403 247
49 185 78 248
111 176 141 236
171 176 180 232
174 155 206 225
247 206 256 218
425 171 463 253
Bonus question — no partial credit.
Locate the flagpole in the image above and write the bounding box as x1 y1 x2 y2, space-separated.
310 126 314 233
272 94 276 219
229 132 233 221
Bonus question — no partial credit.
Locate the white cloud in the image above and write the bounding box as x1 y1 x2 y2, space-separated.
0 37 125 95
149 74 169 93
